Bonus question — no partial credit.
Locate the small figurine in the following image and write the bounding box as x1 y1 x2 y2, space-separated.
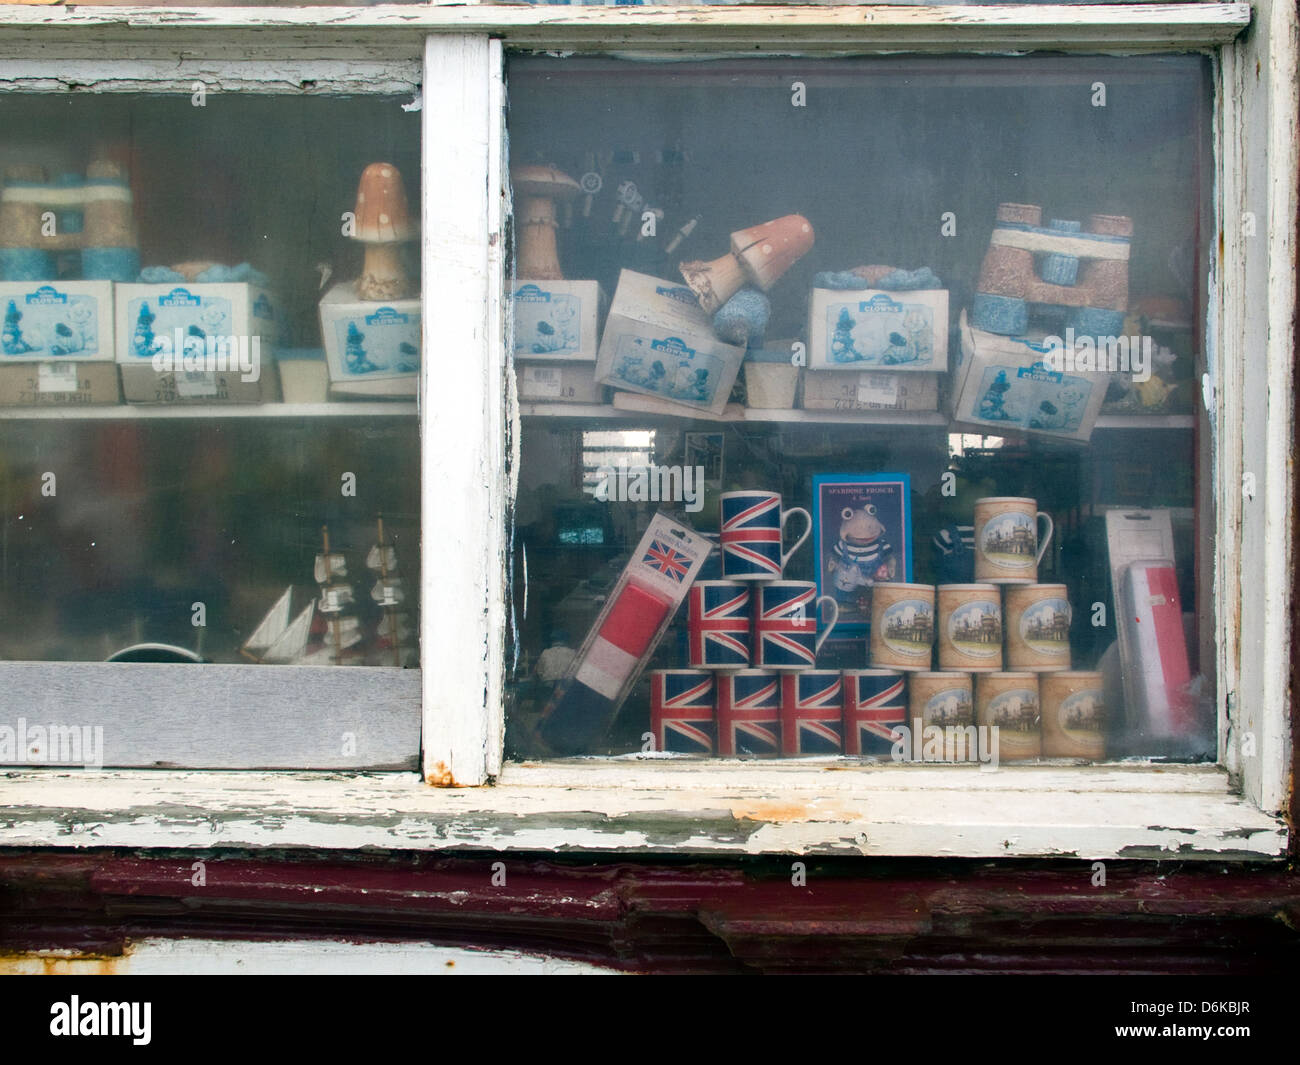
352 163 417 301
512 165 580 280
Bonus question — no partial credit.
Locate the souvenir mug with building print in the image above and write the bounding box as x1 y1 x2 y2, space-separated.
869 582 936 672
1005 584 1072 671
937 584 1003 672
976 672 1041 761
720 490 811 580
909 671 975 762
1041 671 1106 759
973 497 1054 584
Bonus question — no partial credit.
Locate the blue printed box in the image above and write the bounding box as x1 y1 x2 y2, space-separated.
116 282 280 403
319 282 419 396
1 282 114 362
808 288 949 372
595 269 744 416
951 310 1106 442
511 281 603 362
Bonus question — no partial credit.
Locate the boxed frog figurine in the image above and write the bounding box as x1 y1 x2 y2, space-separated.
511 281 603 362
0 281 119 405
808 288 948 372
595 269 745 417
116 282 280 404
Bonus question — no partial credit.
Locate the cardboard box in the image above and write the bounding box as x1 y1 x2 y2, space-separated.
517 361 604 404
318 282 419 398
278 348 329 404
0 362 121 407
1 282 115 361
950 310 1107 442
808 288 949 372
511 281 603 362
116 282 280 404
801 370 939 413
595 270 745 416
743 343 801 409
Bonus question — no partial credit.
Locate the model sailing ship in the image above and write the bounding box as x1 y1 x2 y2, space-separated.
242 518 411 666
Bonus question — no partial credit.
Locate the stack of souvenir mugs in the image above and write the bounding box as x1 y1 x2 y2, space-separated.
651 494 1104 762
651 488 906 759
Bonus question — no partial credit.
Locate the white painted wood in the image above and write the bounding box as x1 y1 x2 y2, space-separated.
0 6 1253 53
0 664 420 770
0 402 417 420
0 764 1283 858
420 35 501 787
1217 0 1297 814
0 54 420 95
0 938 617 976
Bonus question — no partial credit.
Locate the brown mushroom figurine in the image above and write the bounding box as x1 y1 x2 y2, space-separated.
512 165 580 280
731 214 815 290
353 162 417 301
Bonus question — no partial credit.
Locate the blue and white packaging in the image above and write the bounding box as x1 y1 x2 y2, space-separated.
1 282 114 361
116 282 280 403
319 282 420 397
951 309 1107 442
808 288 949 372
595 269 745 416
511 280 602 362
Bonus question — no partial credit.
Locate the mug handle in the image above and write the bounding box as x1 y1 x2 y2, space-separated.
781 507 812 569
1035 511 1054 565
814 595 840 656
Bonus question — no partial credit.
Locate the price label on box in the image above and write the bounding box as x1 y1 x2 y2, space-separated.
38 362 79 394
857 373 900 407
522 366 563 398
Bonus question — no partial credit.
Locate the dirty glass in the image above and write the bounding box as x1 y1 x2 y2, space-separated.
0 95 421 672
504 54 1214 768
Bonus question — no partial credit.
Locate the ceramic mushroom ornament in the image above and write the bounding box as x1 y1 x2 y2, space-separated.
353 162 417 301
512 164 580 280
680 214 815 315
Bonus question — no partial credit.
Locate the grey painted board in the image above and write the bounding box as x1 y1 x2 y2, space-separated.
0 663 420 770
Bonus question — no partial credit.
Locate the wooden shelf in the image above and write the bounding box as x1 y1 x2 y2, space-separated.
520 403 1195 431
0 402 418 421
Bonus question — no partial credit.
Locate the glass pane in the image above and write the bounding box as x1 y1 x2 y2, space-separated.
504 54 1213 767
0 94 421 674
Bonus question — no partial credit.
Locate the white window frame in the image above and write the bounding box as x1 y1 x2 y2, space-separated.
0 3 1291 861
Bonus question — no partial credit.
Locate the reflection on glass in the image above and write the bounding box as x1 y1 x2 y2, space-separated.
505 54 1213 764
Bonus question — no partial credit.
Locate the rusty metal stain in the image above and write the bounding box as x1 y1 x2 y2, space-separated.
426 761 459 788
728 798 862 824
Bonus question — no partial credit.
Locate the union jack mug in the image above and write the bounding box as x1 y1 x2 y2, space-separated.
754 581 840 670
719 490 811 580
842 669 907 756
649 670 715 755
780 670 844 755
687 581 752 670
715 669 781 757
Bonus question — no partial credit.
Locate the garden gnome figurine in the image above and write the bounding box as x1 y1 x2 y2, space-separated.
352 162 416 301
512 164 581 280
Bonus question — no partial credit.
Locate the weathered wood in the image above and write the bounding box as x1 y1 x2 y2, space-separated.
0 5 1253 55
0 663 420 769
0 763 1285 858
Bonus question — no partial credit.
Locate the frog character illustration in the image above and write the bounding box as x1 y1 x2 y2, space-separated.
827 502 899 615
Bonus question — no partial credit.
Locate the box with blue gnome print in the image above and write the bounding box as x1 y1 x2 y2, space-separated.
951 309 1107 442
319 281 420 397
116 282 280 404
808 288 949 372
595 269 745 416
511 281 603 362
0 281 119 405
